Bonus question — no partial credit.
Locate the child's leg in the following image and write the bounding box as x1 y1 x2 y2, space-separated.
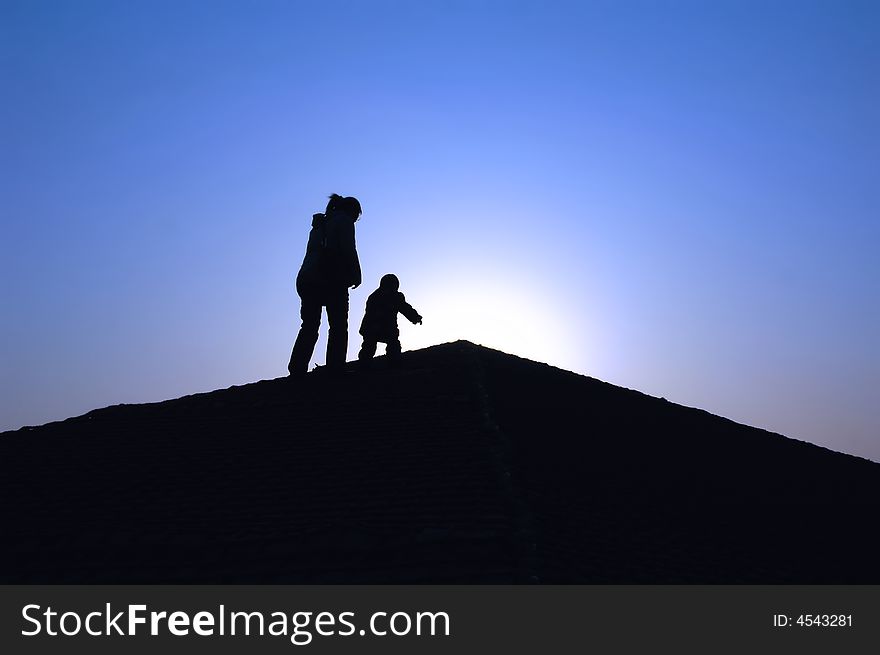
358 338 378 361
386 338 402 359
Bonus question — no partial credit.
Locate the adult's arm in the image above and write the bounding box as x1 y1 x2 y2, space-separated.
326 215 361 288
343 219 361 288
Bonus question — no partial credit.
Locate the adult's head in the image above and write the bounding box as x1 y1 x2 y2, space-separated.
379 273 399 292
326 194 362 221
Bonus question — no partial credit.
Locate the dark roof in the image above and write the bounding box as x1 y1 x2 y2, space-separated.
2 340 878 582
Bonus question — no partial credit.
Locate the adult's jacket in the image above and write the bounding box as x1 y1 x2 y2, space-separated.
296 211 361 295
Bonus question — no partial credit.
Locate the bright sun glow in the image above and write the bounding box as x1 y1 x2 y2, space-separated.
399 272 580 371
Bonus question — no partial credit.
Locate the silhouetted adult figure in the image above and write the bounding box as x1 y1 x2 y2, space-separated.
288 194 362 375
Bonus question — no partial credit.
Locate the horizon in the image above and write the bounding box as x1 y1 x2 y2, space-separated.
2 0 878 462
3 338 878 466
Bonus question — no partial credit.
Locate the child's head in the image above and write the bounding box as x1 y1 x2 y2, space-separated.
379 274 399 292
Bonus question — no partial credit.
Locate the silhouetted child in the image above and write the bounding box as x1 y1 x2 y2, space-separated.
358 274 422 365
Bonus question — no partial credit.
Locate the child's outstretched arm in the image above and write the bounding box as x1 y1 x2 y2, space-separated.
398 295 423 325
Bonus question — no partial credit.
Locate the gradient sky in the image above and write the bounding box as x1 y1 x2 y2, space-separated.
2 0 878 462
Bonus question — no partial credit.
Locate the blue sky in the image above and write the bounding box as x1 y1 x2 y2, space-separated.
2 0 878 461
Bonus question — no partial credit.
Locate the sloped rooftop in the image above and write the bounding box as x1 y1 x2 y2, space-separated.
2 341 878 582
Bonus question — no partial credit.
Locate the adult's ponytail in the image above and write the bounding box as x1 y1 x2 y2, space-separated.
325 193 344 215
325 193 362 220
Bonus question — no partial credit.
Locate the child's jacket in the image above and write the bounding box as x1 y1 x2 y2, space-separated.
359 288 422 340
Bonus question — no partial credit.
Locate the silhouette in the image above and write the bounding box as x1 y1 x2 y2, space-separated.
2 341 880 583
288 194 362 374
358 273 422 365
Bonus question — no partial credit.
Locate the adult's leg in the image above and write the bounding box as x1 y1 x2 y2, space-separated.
325 286 349 370
288 295 322 374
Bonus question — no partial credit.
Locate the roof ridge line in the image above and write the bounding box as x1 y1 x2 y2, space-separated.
462 347 540 583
